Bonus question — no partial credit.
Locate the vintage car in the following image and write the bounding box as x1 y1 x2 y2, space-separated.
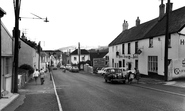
104 68 126 83
70 66 79 72
97 67 107 75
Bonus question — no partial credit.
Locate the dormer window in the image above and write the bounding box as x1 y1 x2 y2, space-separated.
149 38 153 48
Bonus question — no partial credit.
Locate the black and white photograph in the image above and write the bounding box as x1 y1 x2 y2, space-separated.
1 0 185 111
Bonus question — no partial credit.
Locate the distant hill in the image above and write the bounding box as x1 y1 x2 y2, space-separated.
58 46 76 52
58 45 108 52
88 46 108 53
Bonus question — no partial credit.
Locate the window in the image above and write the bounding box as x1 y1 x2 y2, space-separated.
112 59 114 67
135 60 138 69
122 59 125 67
82 56 85 61
148 56 158 73
149 38 153 48
128 43 131 54
74 57 77 61
5 58 10 74
135 42 138 54
119 61 122 67
168 36 171 48
122 44 125 54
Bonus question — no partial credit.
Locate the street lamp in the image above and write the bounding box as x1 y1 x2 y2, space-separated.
0 7 6 99
13 0 49 93
20 13 49 22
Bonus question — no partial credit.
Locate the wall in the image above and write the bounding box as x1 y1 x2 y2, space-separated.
1 24 13 56
1 23 13 94
19 40 34 67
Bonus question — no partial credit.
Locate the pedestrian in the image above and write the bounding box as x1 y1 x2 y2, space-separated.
48 65 52 81
33 69 39 84
134 68 140 83
128 71 134 84
40 68 45 85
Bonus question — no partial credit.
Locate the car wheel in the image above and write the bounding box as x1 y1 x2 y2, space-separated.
105 79 107 83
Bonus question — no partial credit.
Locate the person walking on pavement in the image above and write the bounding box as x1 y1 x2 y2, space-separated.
40 68 45 85
33 69 39 84
48 65 52 81
134 68 140 83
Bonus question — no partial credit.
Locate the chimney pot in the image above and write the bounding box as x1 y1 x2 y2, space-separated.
166 2 173 12
159 0 165 20
136 17 140 26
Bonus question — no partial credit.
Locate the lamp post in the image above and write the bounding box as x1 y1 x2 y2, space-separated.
164 0 170 81
0 7 6 99
12 0 49 93
12 0 21 93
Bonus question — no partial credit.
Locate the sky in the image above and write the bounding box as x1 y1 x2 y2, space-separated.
1 0 185 50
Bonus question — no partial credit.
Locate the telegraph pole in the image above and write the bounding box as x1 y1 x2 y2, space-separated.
13 0 21 93
78 42 80 70
164 0 170 81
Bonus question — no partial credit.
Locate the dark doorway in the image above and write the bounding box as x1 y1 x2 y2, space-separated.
128 62 131 70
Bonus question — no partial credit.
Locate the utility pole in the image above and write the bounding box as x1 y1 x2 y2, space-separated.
78 42 80 70
13 0 21 93
38 41 41 71
164 0 170 81
0 7 6 99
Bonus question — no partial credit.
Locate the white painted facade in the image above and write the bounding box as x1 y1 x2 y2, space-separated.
1 23 13 95
109 27 185 79
71 54 90 64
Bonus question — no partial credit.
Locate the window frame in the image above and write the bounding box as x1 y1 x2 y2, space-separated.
149 38 153 48
128 43 131 54
148 56 158 73
122 43 125 54
122 59 125 67
135 41 138 54
74 57 77 61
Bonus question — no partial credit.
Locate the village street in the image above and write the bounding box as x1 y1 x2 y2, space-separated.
53 69 185 111
2 69 185 111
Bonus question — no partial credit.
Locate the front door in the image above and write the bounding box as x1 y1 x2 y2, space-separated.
128 62 132 70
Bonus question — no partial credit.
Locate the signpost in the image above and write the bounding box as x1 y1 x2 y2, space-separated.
93 58 106 68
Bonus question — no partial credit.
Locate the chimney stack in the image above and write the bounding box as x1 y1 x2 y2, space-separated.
159 0 165 20
122 20 128 31
136 17 140 26
166 2 173 12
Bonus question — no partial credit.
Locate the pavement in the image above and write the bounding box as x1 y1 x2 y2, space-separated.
0 71 53 111
1 71 185 111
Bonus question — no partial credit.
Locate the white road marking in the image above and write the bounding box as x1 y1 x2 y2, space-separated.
51 72 63 111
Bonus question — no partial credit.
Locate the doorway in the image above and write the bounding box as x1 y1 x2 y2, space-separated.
127 62 132 70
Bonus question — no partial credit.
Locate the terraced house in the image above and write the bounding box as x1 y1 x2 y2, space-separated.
1 22 13 97
109 2 185 80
